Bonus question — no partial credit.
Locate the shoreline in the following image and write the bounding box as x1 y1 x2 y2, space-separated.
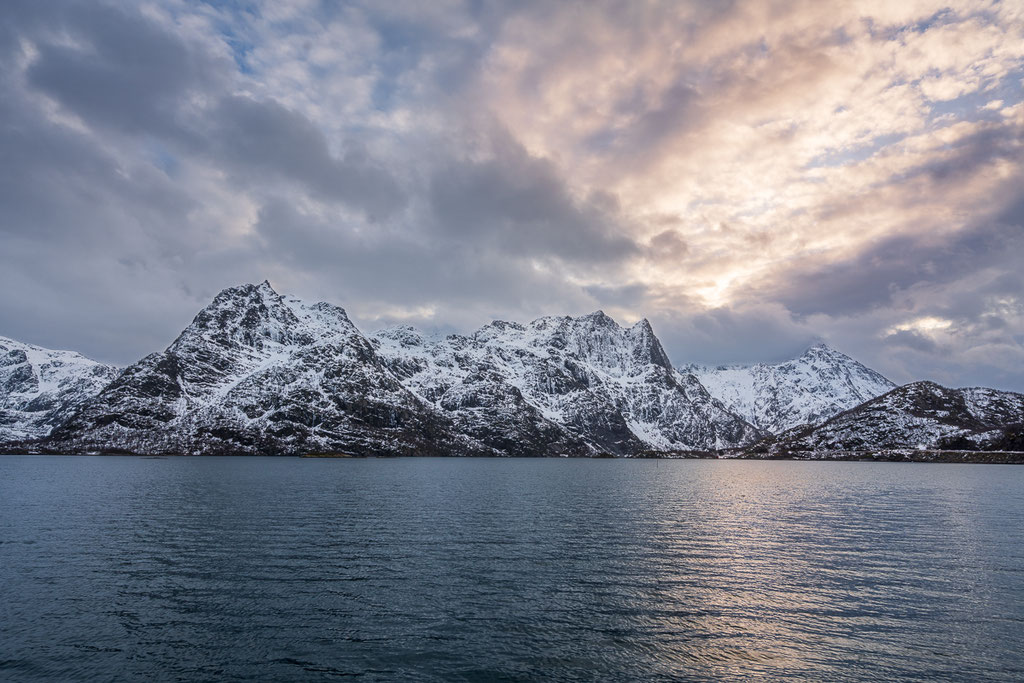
2 450 1023 463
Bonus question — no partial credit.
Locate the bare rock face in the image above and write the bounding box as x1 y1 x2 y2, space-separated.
0 336 119 443
682 344 896 434
765 381 1024 454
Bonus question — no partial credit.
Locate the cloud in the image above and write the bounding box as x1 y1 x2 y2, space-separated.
884 329 940 354
250 197 603 333
427 125 639 264
205 95 406 219
0 0 1021 393
25 2 228 138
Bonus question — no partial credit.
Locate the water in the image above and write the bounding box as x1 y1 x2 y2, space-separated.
1 457 1023 681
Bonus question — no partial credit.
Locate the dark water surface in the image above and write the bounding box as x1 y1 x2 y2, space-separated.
2 457 1023 681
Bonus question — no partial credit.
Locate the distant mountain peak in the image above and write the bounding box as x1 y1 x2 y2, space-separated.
684 344 896 433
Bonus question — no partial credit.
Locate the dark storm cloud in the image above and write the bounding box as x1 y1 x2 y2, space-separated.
15 1 404 220
205 96 406 219
251 199 595 318
903 122 1024 186
652 304 819 367
750 140 1024 319
584 284 650 307
646 229 690 261
0 53 200 249
25 2 226 138
758 218 1023 318
584 82 703 162
884 329 940 353
429 133 638 263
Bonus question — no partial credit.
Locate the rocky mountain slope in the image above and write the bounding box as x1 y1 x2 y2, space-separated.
37 282 760 456
371 313 761 456
44 282 472 456
761 381 1024 454
0 336 119 442
682 344 896 433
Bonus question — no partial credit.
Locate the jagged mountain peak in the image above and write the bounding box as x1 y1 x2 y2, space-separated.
528 310 669 375
625 318 672 370
416 310 675 376
797 342 849 360
44 282 470 456
174 282 362 354
473 319 527 341
578 309 616 325
630 318 655 332
369 310 758 454
179 281 301 349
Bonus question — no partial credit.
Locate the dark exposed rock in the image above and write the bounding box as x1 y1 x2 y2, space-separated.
762 381 1024 454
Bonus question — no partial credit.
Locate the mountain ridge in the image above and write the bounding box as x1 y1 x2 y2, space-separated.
2 281 1021 458
681 343 897 433
28 282 761 456
759 381 1024 454
371 309 760 455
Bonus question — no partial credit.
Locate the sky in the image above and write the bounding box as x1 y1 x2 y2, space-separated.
0 0 1022 390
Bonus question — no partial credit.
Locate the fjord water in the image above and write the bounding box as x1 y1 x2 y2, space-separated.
1 458 1023 681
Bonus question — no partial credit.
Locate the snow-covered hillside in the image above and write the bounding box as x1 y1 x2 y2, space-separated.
45 282 471 456
41 282 759 456
371 312 761 455
0 336 119 442
682 344 896 433
767 381 1024 453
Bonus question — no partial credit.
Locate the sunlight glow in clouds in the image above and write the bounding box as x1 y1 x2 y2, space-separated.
0 0 1022 390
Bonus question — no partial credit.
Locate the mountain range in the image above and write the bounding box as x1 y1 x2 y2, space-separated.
2 281 1022 457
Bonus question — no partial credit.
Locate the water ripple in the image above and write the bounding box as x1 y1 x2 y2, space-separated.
1 457 1023 681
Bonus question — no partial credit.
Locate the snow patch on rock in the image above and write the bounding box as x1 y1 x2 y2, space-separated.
682 343 896 433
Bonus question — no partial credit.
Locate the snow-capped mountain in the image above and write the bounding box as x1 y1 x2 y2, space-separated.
40 282 758 456
11 282 1022 457
765 381 1024 453
681 344 896 433
45 282 472 456
371 312 761 455
0 336 119 442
